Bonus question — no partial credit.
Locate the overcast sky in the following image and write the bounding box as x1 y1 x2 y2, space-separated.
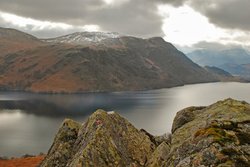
0 0 249 51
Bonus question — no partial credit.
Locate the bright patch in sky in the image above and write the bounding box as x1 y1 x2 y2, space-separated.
102 0 129 6
158 5 228 46
158 5 249 47
0 11 100 32
102 0 114 4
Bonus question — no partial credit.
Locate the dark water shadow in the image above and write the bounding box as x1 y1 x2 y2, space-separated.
0 91 163 117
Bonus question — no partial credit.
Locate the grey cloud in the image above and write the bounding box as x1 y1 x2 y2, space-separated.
0 16 90 38
193 41 237 50
160 0 186 6
2 0 249 41
176 40 250 54
157 0 250 32
188 0 250 32
192 41 250 52
0 0 173 38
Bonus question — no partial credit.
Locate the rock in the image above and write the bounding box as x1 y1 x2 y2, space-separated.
39 119 81 167
40 98 250 167
171 106 206 133
21 154 35 158
0 156 8 160
146 142 170 167
40 110 156 167
166 98 250 167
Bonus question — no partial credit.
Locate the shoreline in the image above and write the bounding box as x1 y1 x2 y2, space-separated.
0 80 225 94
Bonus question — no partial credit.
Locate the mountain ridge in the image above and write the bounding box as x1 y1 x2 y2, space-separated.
0 27 231 93
42 31 121 45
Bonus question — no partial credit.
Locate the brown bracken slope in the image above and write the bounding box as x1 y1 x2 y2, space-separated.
0 155 44 167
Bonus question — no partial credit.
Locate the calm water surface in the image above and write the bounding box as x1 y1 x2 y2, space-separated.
1 82 250 157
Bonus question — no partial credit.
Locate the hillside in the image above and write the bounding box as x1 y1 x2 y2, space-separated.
220 63 250 79
187 48 250 67
204 66 232 77
187 48 250 79
40 98 250 166
0 27 43 55
0 155 44 167
204 66 244 81
0 28 218 93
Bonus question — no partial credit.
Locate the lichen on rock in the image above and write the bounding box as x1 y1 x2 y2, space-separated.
166 98 250 167
40 110 157 167
40 98 250 167
39 119 80 167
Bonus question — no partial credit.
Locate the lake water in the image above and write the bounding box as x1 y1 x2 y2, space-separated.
1 82 250 157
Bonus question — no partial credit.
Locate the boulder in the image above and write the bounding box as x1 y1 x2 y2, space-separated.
40 98 250 167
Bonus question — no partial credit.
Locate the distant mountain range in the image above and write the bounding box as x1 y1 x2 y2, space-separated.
0 27 236 93
187 48 250 79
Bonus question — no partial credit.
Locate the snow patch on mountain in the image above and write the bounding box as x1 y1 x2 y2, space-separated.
43 32 120 44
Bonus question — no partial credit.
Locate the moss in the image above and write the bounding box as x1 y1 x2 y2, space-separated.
194 127 236 144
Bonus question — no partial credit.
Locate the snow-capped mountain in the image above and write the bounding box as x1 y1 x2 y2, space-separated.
43 32 120 44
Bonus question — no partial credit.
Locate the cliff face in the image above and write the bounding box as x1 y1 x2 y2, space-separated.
40 98 250 166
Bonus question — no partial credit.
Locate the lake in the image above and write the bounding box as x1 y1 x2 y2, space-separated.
1 82 250 157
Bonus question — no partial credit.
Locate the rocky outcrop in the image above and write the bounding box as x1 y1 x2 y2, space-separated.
167 98 250 167
40 110 158 167
40 98 250 166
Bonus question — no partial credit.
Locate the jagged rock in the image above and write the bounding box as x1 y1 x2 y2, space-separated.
40 110 156 167
146 142 170 167
40 98 250 167
140 129 171 147
39 119 81 167
166 98 250 167
171 106 206 133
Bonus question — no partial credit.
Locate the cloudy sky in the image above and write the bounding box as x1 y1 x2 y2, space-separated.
0 0 249 52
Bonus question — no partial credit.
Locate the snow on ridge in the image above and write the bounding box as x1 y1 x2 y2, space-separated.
43 31 120 44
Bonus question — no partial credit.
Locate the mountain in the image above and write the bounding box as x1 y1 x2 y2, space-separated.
40 98 250 166
204 66 244 81
0 27 43 55
219 63 250 79
187 48 250 79
204 66 232 77
187 48 250 67
0 28 218 93
43 31 120 45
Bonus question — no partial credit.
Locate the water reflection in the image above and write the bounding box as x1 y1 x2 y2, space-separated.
0 92 157 117
1 82 250 157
